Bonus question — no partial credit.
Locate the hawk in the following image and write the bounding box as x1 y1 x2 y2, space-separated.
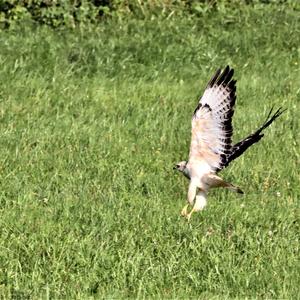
174 66 284 220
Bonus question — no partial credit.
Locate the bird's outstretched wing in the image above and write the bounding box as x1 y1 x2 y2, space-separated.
189 66 236 172
223 107 285 168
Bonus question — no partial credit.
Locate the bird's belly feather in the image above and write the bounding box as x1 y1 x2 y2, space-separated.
187 160 213 191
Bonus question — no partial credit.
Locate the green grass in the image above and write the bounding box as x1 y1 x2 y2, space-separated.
0 5 299 299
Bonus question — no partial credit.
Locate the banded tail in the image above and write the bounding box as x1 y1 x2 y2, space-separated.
221 107 285 170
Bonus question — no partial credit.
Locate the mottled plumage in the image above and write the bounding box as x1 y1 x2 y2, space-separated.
174 66 285 220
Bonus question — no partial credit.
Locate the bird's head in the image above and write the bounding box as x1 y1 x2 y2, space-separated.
173 161 190 179
173 160 188 172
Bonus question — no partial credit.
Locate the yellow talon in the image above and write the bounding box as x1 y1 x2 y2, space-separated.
181 204 189 217
186 208 196 221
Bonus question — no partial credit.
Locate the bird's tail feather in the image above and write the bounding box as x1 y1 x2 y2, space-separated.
205 174 244 194
225 183 244 194
223 107 285 169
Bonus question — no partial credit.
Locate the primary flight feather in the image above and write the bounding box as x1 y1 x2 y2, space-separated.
174 66 284 220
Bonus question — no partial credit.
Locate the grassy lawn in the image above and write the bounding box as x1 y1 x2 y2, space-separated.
0 5 299 299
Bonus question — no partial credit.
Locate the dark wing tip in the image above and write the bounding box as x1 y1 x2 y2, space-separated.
219 66 234 83
260 106 286 132
273 107 287 118
207 66 235 90
206 68 222 88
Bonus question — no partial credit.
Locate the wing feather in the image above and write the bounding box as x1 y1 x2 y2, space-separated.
189 66 236 172
223 107 285 168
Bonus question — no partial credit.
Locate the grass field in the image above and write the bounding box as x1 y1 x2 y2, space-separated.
0 4 299 299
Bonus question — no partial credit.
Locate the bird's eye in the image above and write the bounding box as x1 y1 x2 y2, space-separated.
176 164 180 168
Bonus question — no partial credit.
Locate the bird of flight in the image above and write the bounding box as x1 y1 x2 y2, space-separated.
174 66 284 220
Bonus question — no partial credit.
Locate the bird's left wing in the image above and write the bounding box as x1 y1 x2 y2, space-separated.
189 66 236 172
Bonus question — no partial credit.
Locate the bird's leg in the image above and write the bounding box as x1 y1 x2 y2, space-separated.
181 204 189 217
186 207 196 221
181 181 197 220
186 191 207 221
